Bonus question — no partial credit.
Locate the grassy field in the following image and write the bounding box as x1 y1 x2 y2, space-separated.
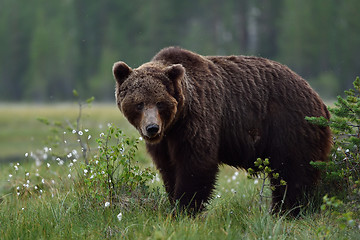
0 103 135 162
0 103 359 239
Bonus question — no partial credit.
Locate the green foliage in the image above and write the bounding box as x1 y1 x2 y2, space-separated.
36 90 95 164
31 90 155 208
278 0 360 93
316 195 357 238
1 0 359 101
248 158 286 212
82 124 154 206
307 77 360 215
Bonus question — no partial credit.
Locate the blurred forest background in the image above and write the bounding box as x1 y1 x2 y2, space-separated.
0 0 359 102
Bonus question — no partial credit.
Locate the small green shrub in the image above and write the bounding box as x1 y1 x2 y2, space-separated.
306 77 360 216
9 90 156 209
81 124 155 207
247 158 286 212
37 90 95 165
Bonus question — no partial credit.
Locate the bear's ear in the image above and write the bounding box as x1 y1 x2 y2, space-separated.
164 64 185 82
113 61 133 85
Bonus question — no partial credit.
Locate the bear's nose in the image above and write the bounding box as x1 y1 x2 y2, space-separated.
146 124 160 137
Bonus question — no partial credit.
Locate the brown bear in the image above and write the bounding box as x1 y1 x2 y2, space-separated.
112 46 332 215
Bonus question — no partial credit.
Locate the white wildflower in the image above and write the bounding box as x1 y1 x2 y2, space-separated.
9 174 12 178
25 152 29 157
73 159 77 163
14 165 18 171
84 169 88 174
67 153 72 158
88 135 92 140
254 179 259 185
139 136 143 141
68 162 73 167
68 174 71 179
47 163 50 168
26 172 29 177
72 129 76 134
78 130 83 136
100 132 105 137
42 179 45 184
85 129 89 132
105 202 110 207
34 186 38 190
51 180 55 184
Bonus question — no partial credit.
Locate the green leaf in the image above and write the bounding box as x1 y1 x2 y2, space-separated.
37 117 50 125
305 116 329 127
86 96 95 104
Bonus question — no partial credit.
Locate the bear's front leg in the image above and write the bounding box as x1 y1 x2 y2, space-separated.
174 162 219 213
147 142 176 202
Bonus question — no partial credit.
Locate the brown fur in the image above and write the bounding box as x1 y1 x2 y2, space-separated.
113 47 332 214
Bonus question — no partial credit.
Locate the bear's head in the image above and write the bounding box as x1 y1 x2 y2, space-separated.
113 61 185 144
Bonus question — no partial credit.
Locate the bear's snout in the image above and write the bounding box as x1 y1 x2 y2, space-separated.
146 124 160 137
140 106 162 142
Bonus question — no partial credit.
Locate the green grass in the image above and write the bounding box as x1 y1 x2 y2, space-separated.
1 162 359 239
0 103 135 162
0 103 359 239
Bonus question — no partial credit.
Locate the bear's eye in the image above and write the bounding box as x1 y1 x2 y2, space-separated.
156 102 165 110
136 102 144 111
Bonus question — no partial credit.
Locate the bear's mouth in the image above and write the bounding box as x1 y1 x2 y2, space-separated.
142 133 163 144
